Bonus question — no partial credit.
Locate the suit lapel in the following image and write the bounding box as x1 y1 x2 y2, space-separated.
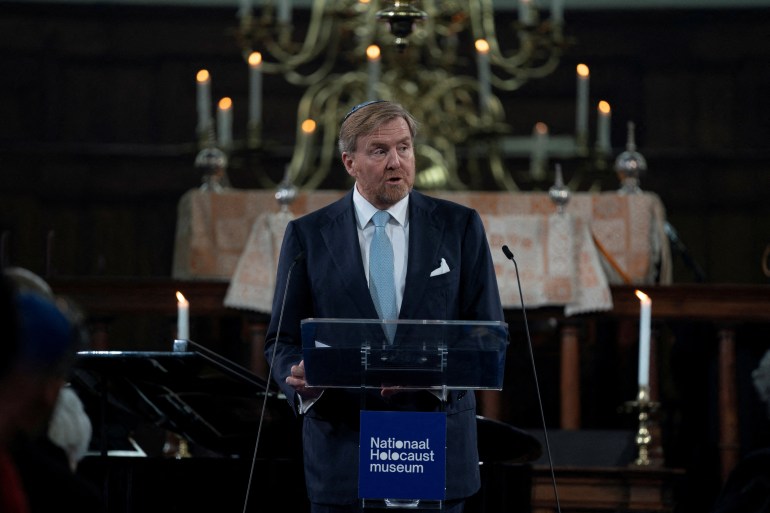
320 192 379 319
400 191 443 318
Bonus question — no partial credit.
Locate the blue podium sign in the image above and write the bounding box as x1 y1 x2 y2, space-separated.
358 410 447 501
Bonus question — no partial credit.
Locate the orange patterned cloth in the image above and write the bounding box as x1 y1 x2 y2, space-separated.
172 189 670 315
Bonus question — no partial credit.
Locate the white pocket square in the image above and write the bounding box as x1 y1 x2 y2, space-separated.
430 258 450 277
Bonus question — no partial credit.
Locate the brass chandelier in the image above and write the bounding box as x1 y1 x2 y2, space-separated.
231 0 566 191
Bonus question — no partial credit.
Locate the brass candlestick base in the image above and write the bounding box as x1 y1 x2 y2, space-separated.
624 386 660 466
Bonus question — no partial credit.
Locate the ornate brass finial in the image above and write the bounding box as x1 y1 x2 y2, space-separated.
376 1 428 50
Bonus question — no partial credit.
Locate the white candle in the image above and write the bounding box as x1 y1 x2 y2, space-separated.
299 118 316 174
248 52 262 128
530 122 549 180
551 0 564 24
217 97 233 149
635 290 651 387
277 0 292 24
366 45 381 101
575 64 590 149
475 39 491 115
597 100 611 154
196 69 212 136
238 0 251 19
519 0 534 26
176 291 189 340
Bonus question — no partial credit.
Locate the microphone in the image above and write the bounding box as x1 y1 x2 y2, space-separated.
501 245 562 513
243 250 305 513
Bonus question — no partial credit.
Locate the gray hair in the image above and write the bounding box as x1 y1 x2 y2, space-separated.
337 100 418 155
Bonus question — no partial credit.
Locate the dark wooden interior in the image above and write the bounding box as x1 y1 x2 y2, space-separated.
2 2 770 512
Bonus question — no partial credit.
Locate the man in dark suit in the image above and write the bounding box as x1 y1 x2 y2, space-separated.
265 100 504 513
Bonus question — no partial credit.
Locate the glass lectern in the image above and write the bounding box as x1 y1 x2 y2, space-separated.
300 318 509 510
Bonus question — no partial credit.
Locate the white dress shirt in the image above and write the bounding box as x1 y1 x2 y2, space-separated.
352 185 409 315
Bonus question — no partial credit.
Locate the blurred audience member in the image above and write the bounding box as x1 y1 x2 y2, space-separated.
3 267 104 513
0 274 29 512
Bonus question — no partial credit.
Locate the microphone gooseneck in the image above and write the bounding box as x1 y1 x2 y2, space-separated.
243 250 305 513
501 245 562 513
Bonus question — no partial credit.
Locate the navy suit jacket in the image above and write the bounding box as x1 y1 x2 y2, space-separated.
265 189 504 505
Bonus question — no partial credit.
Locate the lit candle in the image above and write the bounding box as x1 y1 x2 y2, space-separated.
530 122 549 180
299 118 317 174
597 100 611 154
217 97 233 149
366 45 381 101
176 291 189 340
277 0 292 24
635 290 652 387
248 52 262 129
575 63 590 150
519 0 534 26
196 69 212 137
475 39 491 115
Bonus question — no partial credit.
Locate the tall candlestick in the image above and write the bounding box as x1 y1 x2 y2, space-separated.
217 97 233 150
597 100 612 154
635 290 652 387
366 45 381 101
475 39 491 115
575 63 590 152
176 291 189 340
196 69 213 140
248 52 262 128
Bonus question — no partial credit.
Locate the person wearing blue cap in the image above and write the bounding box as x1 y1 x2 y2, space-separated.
2 269 104 513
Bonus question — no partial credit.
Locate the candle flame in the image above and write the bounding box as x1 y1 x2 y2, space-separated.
301 118 317 134
196 69 210 83
248 51 262 67
176 291 188 306
475 39 490 54
218 97 232 110
366 45 380 60
534 122 548 135
635 289 650 303
576 63 589 77
598 100 611 114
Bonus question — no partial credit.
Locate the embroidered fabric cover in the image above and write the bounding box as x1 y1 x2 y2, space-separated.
172 189 671 316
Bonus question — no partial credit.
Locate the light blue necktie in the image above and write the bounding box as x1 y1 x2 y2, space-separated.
369 210 397 342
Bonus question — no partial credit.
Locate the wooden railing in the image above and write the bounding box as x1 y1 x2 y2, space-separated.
50 278 770 487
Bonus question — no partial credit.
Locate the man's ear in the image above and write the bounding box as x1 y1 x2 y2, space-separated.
341 152 356 177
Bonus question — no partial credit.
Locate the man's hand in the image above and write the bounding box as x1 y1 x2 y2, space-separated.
286 360 322 399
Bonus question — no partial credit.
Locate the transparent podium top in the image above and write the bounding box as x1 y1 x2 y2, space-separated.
300 318 509 390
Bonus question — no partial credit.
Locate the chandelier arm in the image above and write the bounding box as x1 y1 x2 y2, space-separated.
288 72 364 187
260 0 336 70
284 44 342 85
411 74 506 142
433 137 467 190
488 46 563 92
469 0 532 70
262 22 344 86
